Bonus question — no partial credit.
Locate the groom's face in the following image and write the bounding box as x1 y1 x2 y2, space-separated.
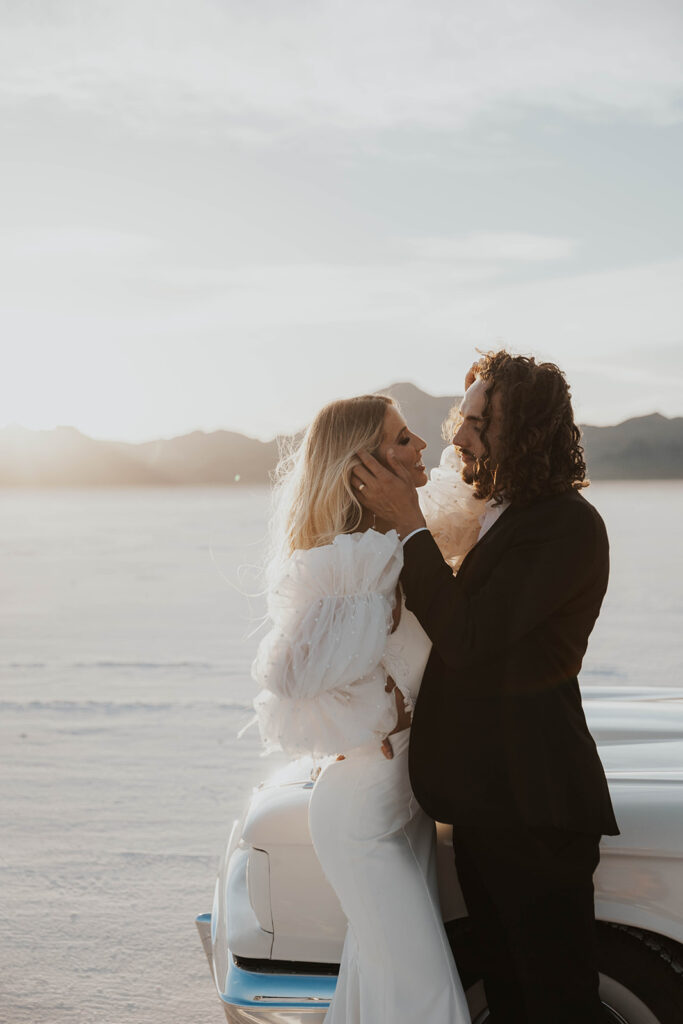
452 377 502 485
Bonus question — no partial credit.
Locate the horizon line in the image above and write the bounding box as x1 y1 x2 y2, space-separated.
1 409 679 447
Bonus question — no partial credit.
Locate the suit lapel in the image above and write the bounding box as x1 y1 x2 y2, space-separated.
475 503 517 549
456 503 519 579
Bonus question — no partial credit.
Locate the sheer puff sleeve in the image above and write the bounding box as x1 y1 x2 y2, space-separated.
252 529 403 757
419 446 483 571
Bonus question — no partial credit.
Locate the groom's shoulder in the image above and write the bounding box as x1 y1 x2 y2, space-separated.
554 487 605 526
515 487 607 541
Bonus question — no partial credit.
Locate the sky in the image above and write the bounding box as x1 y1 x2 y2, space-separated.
2 0 683 442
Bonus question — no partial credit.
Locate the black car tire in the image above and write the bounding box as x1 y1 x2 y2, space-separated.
595 922 683 1024
450 920 683 1024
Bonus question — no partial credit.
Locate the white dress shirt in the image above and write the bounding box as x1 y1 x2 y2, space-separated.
477 498 510 540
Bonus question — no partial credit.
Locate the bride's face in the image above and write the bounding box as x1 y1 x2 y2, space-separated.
375 406 428 487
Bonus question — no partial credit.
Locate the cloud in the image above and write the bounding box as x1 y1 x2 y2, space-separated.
412 233 577 263
3 255 681 437
0 225 577 318
1 0 681 138
8 227 157 260
5 225 679 354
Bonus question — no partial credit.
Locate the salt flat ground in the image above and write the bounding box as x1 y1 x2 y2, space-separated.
1 482 682 1023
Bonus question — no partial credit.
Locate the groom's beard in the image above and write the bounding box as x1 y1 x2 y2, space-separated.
460 461 476 485
458 448 479 486
460 451 496 499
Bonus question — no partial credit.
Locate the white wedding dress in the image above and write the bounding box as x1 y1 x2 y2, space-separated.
252 449 481 1024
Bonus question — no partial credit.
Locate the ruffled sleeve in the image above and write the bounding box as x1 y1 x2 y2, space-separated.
419 446 483 571
252 530 403 757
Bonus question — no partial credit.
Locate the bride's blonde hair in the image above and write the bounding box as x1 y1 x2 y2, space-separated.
268 394 395 574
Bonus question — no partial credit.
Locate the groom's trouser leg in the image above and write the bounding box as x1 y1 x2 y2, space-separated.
452 825 606 1024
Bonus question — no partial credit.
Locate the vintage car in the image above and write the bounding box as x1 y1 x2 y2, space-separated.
196 685 683 1023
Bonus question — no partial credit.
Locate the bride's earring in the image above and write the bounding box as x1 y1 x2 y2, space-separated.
372 512 377 529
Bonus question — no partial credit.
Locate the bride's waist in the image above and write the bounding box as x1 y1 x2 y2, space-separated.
342 725 411 761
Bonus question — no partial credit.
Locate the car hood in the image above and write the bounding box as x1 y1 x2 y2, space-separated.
242 690 683 849
257 688 683 787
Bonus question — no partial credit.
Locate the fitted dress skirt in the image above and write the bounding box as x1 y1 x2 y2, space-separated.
308 727 470 1024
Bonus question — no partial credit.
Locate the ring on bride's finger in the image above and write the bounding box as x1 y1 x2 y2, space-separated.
358 482 366 491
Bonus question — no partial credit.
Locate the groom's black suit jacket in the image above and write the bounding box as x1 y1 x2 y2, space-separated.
404 487 619 836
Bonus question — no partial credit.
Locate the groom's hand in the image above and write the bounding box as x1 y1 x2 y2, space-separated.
352 449 426 539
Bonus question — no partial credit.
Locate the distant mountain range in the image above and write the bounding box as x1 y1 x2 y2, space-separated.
1 382 681 485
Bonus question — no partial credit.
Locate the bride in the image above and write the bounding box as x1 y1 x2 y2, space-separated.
252 394 480 1024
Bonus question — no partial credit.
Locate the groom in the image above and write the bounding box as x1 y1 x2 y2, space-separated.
353 351 618 1024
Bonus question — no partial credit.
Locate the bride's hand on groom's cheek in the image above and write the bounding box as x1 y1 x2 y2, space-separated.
351 449 425 538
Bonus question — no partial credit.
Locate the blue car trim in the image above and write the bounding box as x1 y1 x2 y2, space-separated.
220 955 336 1010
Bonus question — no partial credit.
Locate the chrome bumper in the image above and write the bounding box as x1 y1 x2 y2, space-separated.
195 914 336 1023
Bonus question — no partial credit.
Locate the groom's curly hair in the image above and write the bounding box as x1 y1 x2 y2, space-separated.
462 351 588 506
